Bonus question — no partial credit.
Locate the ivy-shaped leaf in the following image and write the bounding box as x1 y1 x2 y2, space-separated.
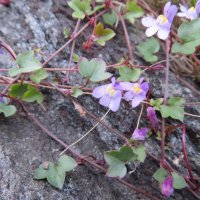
34 155 77 189
137 37 160 63
9 83 43 104
68 0 92 19
172 172 187 189
172 18 200 55
117 66 141 82
0 104 17 117
30 69 48 83
153 168 168 183
9 51 42 77
78 57 112 82
150 98 164 110
71 87 83 98
160 97 185 121
132 145 146 162
124 0 144 24
103 9 118 26
94 22 116 46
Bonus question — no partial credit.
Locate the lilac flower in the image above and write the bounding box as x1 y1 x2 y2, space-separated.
147 107 158 129
132 128 148 140
161 176 174 197
121 78 149 108
177 1 200 20
0 47 3 54
142 1 177 40
92 77 122 112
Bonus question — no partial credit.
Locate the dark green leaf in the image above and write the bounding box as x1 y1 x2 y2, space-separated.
137 37 160 63
153 168 168 183
78 57 112 82
103 9 118 26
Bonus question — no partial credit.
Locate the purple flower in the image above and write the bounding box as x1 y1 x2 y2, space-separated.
121 78 149 108
147 107 158 129
132 128 148 140
177 1 200 20
161 176 174 197
92 77 122 112
0 47 3 54
142 1 177 40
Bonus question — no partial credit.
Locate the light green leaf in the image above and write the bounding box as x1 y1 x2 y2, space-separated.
160 105 184 121
172 172 187 189
124 0 144 23
153 168 168 183
71 87 83 98
104 152 127 178
118 66 141 82
30 69 48 83
0 104 17 117
72 53 80 63
63 27 70 38
68 0 92 19
9 51 42 76
132 145 146 162
58 155 77 172
94 22 116 46
168 97 185 106
150 98 164 110
103 9 118 26
78 57 112 82
34 164 48 180
172 18 200 55
137 37 160 63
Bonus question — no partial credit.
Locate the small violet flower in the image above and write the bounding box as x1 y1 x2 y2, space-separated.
161 176 174 197
147 107 158 130
121 78 149 108
177 1 200 20
132 128 148 140
142 1 178 40
92 77 122 112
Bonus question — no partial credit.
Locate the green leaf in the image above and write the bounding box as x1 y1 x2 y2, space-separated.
150 98 164 110
34 164 48 180
168 97 185 106
132 145 146 162
72 53 80 63
118 66 141 82
71 87 83 98
106 145 137 162
153 168 168 183
78 57 112 82
30 69 48 83
160 105 184 121
0 104 17 117
172 172 187 189
137 37 160 63
47 163 66 189
94 22 116 46
34 155 77 189
9 83 43 104
58 155 77 172
68 0 91 19
172 18 200 55
9 51 42 76
103 9 118 26
124 0 144 23
63 27 70 38
104 152 127 178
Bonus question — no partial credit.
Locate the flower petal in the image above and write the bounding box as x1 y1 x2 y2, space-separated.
167 5 178 23
92 85 107 98
161 176 174 197
164 1 171 16
132 128 148 140
120 82 133 91
142 16 156 27
140 82 149 93
124 91 134 101
157 28 170 40
131 93 146 108
109 92 122 112
99 95 110 108
145 25 159 37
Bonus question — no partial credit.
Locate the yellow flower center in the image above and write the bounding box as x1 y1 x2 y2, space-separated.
157 15 168 24
106 85 116 96
133 84 142 94
189 6 196 12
